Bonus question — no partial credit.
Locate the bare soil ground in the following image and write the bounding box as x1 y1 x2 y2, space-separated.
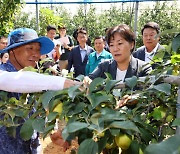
41 136 78 154
40 120 79 154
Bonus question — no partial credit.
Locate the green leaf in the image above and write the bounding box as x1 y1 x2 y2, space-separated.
42 91 56 110
109 121 139 132
171 54 180 63
157 29 179 38
78 139 98 154
0 101 4 107
0 91 8 100
145 135 180 154
104 72 113 80
110 128 120 136
88 124 99 131
127 140 141 154
75 74 85 82
103 113 126 121
13 109 25 117
88 93 111 109
47 112 58 122
3 109 15 120
151 108 162 120
20 119 34 141
43 125 55 139
100 107 115 115
32 118 45 133
67 122 88 133
90 113 102 125
152 49 165 62
172 118 180 126
62 127 76 141
98 137 108 153
112 89 122 97
62 127 70 140
125 76 137 89
89 77 104 93
73 102 86 114
153 83 171 95
68 85 81 100
139 127 153 143
141 123 157 136
9 97 19 104
23 66 37 72
172 34 180 53
133 116 158 136
104 80 119 93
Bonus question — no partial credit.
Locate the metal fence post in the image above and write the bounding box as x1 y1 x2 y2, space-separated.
35 0 39 33
176 87 180 135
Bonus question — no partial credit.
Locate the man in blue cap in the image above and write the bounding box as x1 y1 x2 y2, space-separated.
0 28 80 154
0 28 79 91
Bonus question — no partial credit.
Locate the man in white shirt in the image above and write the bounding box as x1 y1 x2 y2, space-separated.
0 28 79 93
46 25 61 59
133 22 164 69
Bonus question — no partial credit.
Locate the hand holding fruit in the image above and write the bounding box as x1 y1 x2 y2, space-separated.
116 94 139 109
78 76 92 92
83 76 92 88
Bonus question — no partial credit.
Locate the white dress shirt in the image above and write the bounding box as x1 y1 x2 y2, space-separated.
0 71 65 93
79 44 88 62
145 43 159 63
116 68 127 82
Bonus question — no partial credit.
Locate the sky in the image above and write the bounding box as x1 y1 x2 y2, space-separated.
22 1 180 16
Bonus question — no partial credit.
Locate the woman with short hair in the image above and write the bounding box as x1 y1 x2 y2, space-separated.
88 24 151 81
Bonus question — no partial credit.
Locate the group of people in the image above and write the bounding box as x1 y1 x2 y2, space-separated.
0 21 163 153
45 25 74 70
44 22 162 79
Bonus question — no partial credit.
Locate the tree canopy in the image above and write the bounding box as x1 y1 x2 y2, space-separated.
0 0 21 35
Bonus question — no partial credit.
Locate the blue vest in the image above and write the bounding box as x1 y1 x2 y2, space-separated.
0 61 31 154
0 61 20 99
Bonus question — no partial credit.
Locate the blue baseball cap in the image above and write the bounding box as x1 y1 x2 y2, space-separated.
0 28 54 55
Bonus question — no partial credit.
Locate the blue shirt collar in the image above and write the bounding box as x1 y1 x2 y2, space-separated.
0 60 18 72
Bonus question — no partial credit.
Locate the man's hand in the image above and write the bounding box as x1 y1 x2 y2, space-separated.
63 79 82 89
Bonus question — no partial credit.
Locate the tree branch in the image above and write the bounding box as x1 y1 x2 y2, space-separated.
163 75 180 86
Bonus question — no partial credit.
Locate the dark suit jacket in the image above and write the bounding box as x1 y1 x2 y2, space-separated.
88 56 152 80
68 45 95 77
133 44 164 69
